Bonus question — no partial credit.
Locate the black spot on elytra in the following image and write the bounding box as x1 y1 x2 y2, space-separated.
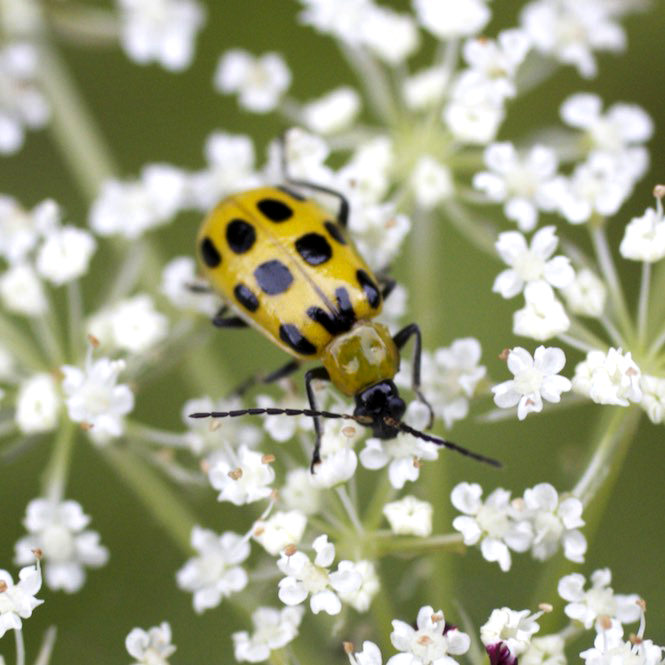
335 287 355 322
324 221 347 245
357 269 381 309
234 283 259 312
295 232 332 266
200 237 221 268
254 259 293 295
307 286 356 335
279 324 317 355
257 198 293 222
226 219 256 254
277 185 306 201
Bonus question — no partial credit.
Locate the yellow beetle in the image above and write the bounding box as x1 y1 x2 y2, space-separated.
192 180 499 470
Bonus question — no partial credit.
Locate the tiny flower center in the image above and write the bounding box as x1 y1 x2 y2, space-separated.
42 523 76 561
514 367 544 396
514 251 545 282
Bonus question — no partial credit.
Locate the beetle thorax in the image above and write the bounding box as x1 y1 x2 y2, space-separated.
321 321 400 396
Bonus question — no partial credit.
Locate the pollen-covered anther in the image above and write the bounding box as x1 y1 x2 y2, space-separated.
412 456 423 468
637 598 647 611
262 453 276 464
343 642 354 654
653 184 665 199
539 603 553 613
499 348 510 361
417 635 434 646
597 614 613 630
32 548 43 559
283 544 297 557
80 421 94 431
0 580 7 592
630 633 643 645
228 467 243 480
431 612 443 622
270 489 279 501
87 334 100 348
253 526 265 537
209 419 221 432
200 459 210 474
342 425 358 437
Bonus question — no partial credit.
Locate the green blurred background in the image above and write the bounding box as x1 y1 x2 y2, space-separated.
2 1 665 663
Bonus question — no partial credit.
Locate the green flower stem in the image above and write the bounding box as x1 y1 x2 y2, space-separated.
100 443 198 553
589 224 634 343
38 38 117 202
531 406 641 612
370 583 399 655
66 280 84 362
637 261 651 350
0 313 44 369
43 418 77 504
372 531 464 558
363 470 395 531
33 626 58 665
572 406 641 507
15 627 25 665
442 200 500 258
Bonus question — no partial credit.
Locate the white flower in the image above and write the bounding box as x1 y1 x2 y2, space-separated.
348 641 383 665
15 373 60 434
176 526 249 613
572 348 642 406
360 403 439 489
492 346 571 420
14 498 108 593
0 197 56 264
276 127 335 184
347 203 411 272
214 50 291 113
493 226 574 298
548 151 640 224
89 164 186 239
362 6 419 65
480 607 541 657
561 268 606 318
87 294 169 354
208 445 275 505
383 496 433 537
0 564 43 638
337 560 379 613
397 338 486 429
337 136 393 205
187 131 260 210
519 483 586 562
520 0 626 78
474 144 559 232
444 72 506 145
252 511 307 556
60 356 135 444
580 619 663 665
451 482 532 572
183 395 263 457
160 256 219 315
118 0 205 71
521 635 567 665
0 262 48 316
558 568 641 629
277 534 362 615
462 30 531 100
413 0 491 39
410 156 454 210
298 0 372 45
560 93 653 155
0 42 49 154
640 375 665 425
281 468 322 515
619 207 665 263
126 621 176 665
35 226 97 285
389 605 470 665
513 282 570 341
302 87 361 135
403 66 448 111
233 606 305 663
309 417 361 489
255 393 314 443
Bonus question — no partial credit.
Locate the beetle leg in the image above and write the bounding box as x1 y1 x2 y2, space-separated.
392 323 435 429
278 135 350 227
304 366 331 471
212 305 248 329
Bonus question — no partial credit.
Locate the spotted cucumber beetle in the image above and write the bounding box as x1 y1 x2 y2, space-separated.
190 173 500 470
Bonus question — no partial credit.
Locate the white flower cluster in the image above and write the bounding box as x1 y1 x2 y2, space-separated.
451 481 586 571
0 562 43 639
15 498 108 593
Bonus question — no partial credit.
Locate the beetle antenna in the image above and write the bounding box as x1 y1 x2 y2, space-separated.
384 417 502 468
189 407 372 425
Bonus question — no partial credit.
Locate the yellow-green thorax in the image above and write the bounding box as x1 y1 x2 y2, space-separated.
321 321 400 396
